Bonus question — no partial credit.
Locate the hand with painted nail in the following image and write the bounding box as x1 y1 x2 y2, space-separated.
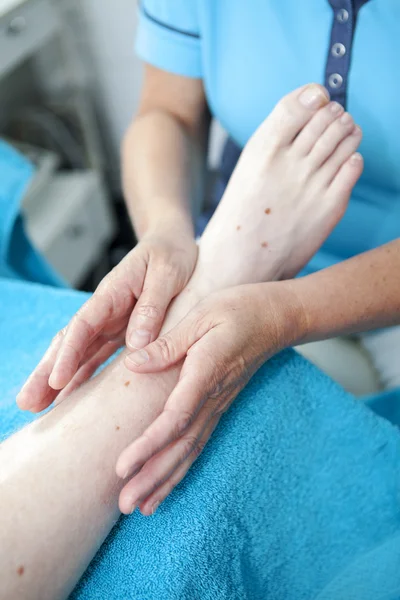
17 228 198 412
116 281 302 515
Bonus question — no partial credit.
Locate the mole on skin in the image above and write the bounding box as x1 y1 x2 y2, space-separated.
17 566 24 576
261 242 268 248
264 208 271 215
115 426 120 431
236 225 241 231
124 381 130 387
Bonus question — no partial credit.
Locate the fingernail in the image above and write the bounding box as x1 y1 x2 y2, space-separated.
299 85 328 109
122 468 131 479
127 350 149 367
16 389 33 411
48 369 60 390
349 152 363 165
122 464 139 480
130 329 151 350
151 501 160 515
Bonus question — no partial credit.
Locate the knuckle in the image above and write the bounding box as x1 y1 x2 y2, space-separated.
147 478 164 497
172 409 194 437
136 303 160 321
155 335 175 363
180 435 198 461
155 259 181 282
97 271 115 294
53 327 67 345
99 278 133 318
193 439 206 459
72 313 96 339
207 378 226 402
62 340 81 363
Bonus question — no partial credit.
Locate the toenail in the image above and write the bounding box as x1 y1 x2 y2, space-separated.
349 152 363 165
299 85 328 109
340 112 353 125
329 101 343 114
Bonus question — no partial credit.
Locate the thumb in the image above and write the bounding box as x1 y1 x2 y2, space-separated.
124 306 210 373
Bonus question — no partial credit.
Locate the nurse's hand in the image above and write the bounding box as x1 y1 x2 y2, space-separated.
116 282 303 515
17 227 198 412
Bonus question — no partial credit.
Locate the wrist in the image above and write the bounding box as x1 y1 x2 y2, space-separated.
258 280 310 350
139 204 195 242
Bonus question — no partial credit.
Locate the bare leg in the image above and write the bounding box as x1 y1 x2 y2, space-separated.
0 85 363 600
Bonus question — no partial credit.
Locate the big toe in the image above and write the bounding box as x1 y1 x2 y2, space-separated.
258 84 330 149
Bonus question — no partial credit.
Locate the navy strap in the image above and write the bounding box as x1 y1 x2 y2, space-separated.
218 0 372 198
325 0 370 107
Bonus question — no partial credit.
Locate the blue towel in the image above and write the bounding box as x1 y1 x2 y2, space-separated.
0 140 65 287
1 278 400 600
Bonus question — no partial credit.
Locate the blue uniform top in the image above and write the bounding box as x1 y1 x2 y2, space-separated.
136 0 400 274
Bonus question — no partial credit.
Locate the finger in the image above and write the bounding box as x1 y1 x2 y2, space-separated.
117 335 221 480
139 417 219 515
25 385 60 414
126 265 180 351
119 409 219 515
63 328 123 378
16 329 64 411
55 338 123 404
49 271 137 390
124 305 211 373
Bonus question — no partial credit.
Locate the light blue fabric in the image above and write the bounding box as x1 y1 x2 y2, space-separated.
136 0 400 273
0 140 65 287
1 278 400 599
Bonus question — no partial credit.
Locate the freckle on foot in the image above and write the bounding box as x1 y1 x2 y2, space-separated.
115 426 120 431
197 85 362 286
17 566 24 576
124 381 130 387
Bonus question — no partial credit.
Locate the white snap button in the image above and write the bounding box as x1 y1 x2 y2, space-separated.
337 8 349 23
331 42 346 57
328 73 343 89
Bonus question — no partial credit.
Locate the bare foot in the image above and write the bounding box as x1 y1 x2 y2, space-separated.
194 84 363 292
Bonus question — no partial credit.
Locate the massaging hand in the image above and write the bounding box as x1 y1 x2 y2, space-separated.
17 228 198 412
116 282 300 515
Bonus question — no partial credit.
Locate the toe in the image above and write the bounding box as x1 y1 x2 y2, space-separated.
291 101 344 156
307 111 355 170
327 152 364 205
318 125 362 185
256 84 329 149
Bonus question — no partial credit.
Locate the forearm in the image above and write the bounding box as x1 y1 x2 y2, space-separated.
0 285 199 600
121 109 206 238
288 239 400 343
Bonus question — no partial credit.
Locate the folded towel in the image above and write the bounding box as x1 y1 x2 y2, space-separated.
0 140 64 287
1 278 399 600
